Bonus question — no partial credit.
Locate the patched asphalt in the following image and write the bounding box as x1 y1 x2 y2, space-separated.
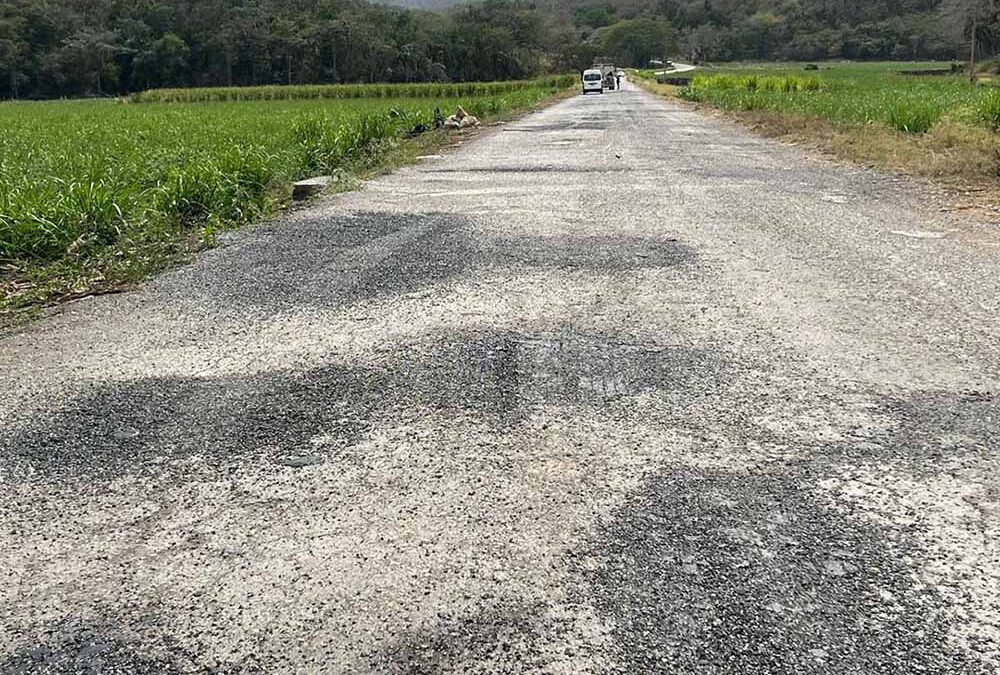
1 81 998 674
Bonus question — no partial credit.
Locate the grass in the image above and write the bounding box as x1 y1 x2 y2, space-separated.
635 61 1000 189
975 89 1000 130
666 62 985 133
132 77 576 103
683 74 821 94
0 78 573 320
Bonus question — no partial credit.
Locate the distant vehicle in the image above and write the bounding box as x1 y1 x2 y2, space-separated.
582 69 604 94
591 57 618 90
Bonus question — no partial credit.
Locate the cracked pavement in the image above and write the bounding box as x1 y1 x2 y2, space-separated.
1 81 999 674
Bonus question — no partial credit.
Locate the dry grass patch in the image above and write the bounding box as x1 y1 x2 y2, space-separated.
736 112 1000 184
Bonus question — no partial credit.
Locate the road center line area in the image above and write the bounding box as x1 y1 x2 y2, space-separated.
2 82 999 674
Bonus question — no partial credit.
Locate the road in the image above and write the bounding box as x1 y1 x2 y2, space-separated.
653 62 697 75
2 81 999 674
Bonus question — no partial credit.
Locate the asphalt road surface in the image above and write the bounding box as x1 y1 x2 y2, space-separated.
2 81 999 674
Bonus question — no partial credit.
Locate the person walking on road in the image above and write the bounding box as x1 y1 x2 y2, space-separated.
615 71 622 90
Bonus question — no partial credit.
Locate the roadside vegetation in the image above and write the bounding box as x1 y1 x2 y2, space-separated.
0 0 985 101
674 64 986 134
132 78 575 103
0 78 571 319
636 62 1000 186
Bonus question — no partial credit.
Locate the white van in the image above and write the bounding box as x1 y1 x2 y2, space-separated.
582 69 604 94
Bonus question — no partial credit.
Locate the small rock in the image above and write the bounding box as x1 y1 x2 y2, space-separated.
890 229 948 239
281 455 323 468
292 176 333 200
822 559 847 576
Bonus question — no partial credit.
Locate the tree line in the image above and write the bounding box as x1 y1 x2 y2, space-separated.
0 0 556 98
558 0 991 65
0 0 993 99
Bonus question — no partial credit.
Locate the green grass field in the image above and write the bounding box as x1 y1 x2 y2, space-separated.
132 78 575 103
0 77 572 314
640 62 1000 134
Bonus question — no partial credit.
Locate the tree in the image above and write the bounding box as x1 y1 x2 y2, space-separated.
46 27 119 95
940 0 1000 78
0 0 983 99
271 17 307 85
574 3 615 29
133 32 189 89
553 35 598 73
684 22 727 61
734 12 787 59
446 0 545 81
0 4 27 97
598 18 677 66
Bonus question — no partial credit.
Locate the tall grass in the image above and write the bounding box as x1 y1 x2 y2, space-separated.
675 62 999 135
975 89 1000 130
0 81 568 266
687 74 821 93
132 76 576 103
886 101 941 133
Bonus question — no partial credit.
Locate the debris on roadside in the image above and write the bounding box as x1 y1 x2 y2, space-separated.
443 106 480 130
280 454 324 468
292 175 334 200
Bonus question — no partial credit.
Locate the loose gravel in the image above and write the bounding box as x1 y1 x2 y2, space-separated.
1 81 997 674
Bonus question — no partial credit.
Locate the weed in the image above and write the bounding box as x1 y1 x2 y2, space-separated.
976 89 1000 130
886 101 941 134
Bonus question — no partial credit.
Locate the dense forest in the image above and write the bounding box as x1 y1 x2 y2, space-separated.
0 0 994 99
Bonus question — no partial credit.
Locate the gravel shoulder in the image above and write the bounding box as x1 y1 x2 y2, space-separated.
1 81 998 674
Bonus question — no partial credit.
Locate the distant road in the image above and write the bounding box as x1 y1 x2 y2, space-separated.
2 80 998 673
654 62 697 75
